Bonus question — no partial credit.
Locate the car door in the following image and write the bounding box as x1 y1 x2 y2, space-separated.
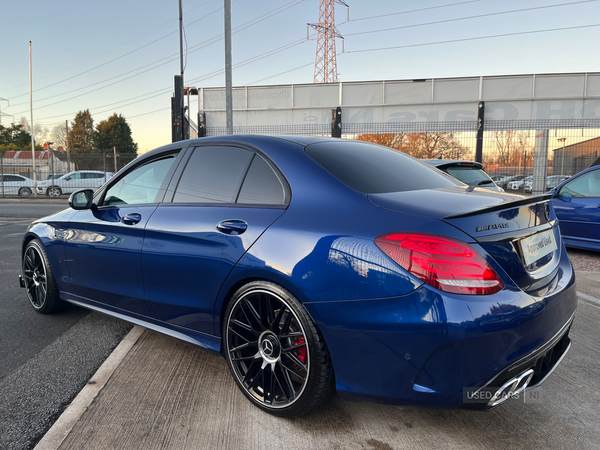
142 144 289 335
553 168 600 247
63 151 182 315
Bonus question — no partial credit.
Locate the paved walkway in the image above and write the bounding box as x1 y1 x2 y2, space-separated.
35 272 600 450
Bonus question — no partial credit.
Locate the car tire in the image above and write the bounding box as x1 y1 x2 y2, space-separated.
46 186 62 197
22 239 66 314
224 281 335 417
18 187 32 197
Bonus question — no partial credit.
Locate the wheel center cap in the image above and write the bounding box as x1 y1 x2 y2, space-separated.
258 332 281 362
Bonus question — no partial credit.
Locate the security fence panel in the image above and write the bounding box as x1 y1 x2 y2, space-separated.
197 73 599 197
0 151 138 198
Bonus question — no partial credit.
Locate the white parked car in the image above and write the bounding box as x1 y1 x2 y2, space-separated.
36 170 112 197
0 174 35 197
507 176 532 191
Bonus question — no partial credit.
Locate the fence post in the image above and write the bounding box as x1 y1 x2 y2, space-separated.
475 101 484 163
1 153 4 198
331 107 342 138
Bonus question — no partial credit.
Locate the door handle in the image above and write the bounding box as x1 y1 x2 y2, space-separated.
217 219 248 235
122 213 142 225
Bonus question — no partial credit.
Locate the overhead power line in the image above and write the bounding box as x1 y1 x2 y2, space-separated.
344 0 600 37
346 23 600 54
34 35 312 121
11 0 304 116
1 0 217 94
351 0 482 22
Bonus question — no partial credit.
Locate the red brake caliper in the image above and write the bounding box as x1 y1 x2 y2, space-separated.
292 336 307 364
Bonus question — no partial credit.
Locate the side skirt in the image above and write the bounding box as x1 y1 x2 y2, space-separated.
63 293 223 357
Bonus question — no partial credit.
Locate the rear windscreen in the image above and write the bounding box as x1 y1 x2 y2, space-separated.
305 141 461 194
445 166 492 185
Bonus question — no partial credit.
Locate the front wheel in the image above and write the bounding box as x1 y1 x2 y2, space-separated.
46 186 62 197
22 239 65 314
224 281 335 417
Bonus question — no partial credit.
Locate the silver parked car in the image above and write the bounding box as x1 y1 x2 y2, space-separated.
423 160 504 191
0 174 35 197
36 170 112 197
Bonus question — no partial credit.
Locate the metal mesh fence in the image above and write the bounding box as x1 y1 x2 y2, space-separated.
206 124 332 136
3 117 599 199
205 118 600 196
0 151 138 198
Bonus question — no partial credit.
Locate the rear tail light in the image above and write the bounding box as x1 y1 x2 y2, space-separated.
375 232 504 295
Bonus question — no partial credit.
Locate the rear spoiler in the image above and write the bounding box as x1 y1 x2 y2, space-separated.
444 193 553 219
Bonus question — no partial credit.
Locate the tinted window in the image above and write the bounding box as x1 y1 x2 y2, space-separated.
559 169 600 198
84 172 104 179
237 156 285 205
3 175 23 182
103 156 176 206
174 146 253 203
445 166 492 185
305 141 460 194
67 172 82 180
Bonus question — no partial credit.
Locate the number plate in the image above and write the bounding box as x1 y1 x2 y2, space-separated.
519 229 557 266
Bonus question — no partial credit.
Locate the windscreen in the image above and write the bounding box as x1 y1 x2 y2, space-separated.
305 141 461 194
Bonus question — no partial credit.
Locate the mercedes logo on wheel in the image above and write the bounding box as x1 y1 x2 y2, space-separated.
262 339 274 356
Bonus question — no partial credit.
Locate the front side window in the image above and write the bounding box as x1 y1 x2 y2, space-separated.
67 172 82 180
173 146 253 203
103 156 176 206
559 169 600 198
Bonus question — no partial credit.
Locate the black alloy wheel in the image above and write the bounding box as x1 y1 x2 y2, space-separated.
224 281 334 417
23 240 64 314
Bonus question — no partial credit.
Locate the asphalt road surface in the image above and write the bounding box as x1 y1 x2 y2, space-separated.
0 201 132 450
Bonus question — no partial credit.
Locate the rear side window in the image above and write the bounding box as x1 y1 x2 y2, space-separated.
237 156 285 205
305 141 460 194
174 146 253 203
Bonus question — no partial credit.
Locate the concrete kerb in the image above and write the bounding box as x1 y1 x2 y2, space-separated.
0 198 68 204
33 326 145 450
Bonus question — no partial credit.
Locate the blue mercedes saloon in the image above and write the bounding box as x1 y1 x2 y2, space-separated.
20 136 576 417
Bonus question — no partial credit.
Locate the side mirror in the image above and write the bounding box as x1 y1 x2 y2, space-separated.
68 189 94 210
64 176 72 181
550 188 557 197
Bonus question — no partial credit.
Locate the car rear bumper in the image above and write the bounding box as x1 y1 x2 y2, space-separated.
303 253 577 409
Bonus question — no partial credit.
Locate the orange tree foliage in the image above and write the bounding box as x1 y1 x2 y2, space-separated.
357 132 469 159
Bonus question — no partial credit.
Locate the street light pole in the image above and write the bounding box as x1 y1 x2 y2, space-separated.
224 0 233 135
29 41 37 197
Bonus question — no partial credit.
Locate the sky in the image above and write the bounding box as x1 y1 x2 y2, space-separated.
1 0 599 153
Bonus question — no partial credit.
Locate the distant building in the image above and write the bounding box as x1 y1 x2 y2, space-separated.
552 136 600 175
1 149 72 178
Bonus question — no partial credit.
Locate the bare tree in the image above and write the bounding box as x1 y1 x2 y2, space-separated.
50 123 68 148
19 117 48 145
